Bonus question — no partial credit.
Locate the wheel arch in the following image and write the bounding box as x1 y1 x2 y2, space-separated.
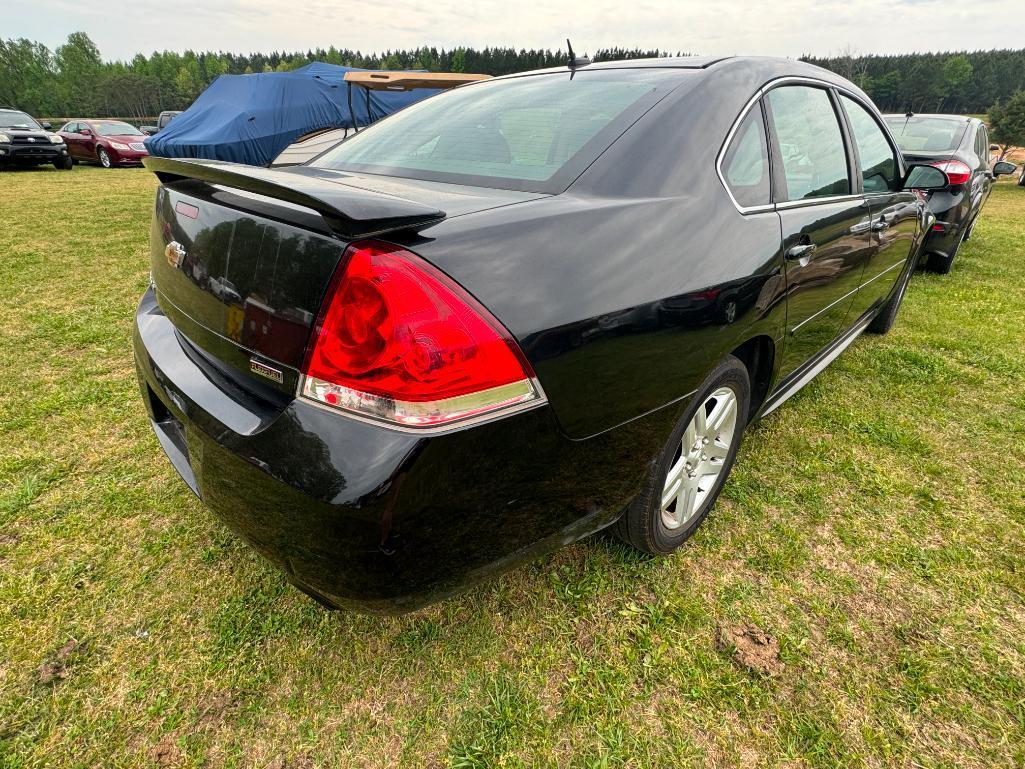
729 334 775 422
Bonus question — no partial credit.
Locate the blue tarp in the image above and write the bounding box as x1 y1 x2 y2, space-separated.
144 62 438 167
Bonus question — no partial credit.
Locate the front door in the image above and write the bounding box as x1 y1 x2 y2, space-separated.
764 84 875 379
837 93 919 321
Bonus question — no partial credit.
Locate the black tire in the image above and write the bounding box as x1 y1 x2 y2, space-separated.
615 356 750 555
867 261 913 334
54 155 73 170
97 148 112 168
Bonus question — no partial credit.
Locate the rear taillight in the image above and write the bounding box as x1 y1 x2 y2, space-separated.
301 240 543 429
929 159 971 186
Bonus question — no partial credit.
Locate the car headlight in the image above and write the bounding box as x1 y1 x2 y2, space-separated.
0 133 10 144
48 134 64 144
110 142 130 151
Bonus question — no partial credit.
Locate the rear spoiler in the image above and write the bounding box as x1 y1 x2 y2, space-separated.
143 156 446 239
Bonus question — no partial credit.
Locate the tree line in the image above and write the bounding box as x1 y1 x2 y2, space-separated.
0 34 670 119
2 32 1024 121
804 49 1025 114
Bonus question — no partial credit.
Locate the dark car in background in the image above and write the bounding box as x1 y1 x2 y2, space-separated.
135 56 947 613
884 113 1017 273
58 120 150 168
141 110 182 135
0 109 71 170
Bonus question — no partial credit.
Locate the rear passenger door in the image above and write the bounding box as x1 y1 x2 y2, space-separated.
837 93 919 323
764 84 875 379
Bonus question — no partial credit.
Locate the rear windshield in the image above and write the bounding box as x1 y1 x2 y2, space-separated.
884 116 967 153
311 69 685 193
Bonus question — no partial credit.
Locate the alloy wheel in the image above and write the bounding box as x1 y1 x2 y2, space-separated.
660 386 738 530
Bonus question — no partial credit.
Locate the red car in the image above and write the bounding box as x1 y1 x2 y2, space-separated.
57 119 149 168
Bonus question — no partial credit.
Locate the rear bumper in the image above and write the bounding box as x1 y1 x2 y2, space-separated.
133 288 668 613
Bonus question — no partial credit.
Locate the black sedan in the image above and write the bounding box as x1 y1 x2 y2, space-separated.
884 113 1017 273
134 56 946 613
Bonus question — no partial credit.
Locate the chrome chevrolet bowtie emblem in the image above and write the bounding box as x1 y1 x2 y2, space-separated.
165 241 186 268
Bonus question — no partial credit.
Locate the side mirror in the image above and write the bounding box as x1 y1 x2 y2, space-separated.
80 128 92 137
993 160 1017 176
903 163 948 191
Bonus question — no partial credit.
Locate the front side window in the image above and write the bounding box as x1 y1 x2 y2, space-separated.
766 86 850 201
840 95 899 193
312 69 686 193
721 105 771 208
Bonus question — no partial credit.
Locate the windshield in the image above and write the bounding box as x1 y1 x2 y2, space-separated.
884 116 967 153
0 110 42 130
92 121 145 137
311 69 685 193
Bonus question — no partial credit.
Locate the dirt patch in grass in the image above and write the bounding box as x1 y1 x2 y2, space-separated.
148 734 183 767
718 624 783 677
36 639 79 685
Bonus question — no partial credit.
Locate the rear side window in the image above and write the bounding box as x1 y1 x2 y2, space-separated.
766 86 850 201
974 126 988 160
312 69 684 193
840 95 899 192
721 106 771 208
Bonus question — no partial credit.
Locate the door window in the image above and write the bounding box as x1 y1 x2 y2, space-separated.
766 86 850 201
840 95 900 192
721 106 771 208
975 126 988 161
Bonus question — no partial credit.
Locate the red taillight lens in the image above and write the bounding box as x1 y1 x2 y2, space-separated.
929 159 971 186
301 240 542 429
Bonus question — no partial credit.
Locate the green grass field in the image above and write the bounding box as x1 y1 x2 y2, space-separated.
1 166 1024 768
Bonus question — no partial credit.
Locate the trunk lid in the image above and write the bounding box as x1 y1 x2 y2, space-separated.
146 158 542 398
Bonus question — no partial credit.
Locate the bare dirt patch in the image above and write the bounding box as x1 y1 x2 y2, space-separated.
717 624 783 677
36 639 79 685
148 734 183 767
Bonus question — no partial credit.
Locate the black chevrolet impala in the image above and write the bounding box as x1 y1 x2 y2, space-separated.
134 56 946 613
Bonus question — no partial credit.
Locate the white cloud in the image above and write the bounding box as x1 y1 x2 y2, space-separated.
6 0 1022 61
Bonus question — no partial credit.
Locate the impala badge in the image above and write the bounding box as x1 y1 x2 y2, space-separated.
250 359 284 384
165 241 185 268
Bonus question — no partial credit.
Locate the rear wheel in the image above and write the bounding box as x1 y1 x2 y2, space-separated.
97 148 112 168
615 356 750 555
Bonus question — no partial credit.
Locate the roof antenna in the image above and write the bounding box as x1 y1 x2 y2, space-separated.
566 39 591 69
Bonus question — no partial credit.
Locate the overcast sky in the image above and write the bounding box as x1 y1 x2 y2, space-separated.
7 0 1022 61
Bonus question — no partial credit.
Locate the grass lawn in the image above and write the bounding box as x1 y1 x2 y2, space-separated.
1 165 1024 768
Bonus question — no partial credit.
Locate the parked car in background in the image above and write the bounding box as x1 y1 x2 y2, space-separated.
58 120 150 168
884 113 1017 273
0 108 72 170
135 56 946 613
141 110 182 135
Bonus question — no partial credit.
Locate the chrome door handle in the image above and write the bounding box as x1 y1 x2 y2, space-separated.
785 243 817 260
